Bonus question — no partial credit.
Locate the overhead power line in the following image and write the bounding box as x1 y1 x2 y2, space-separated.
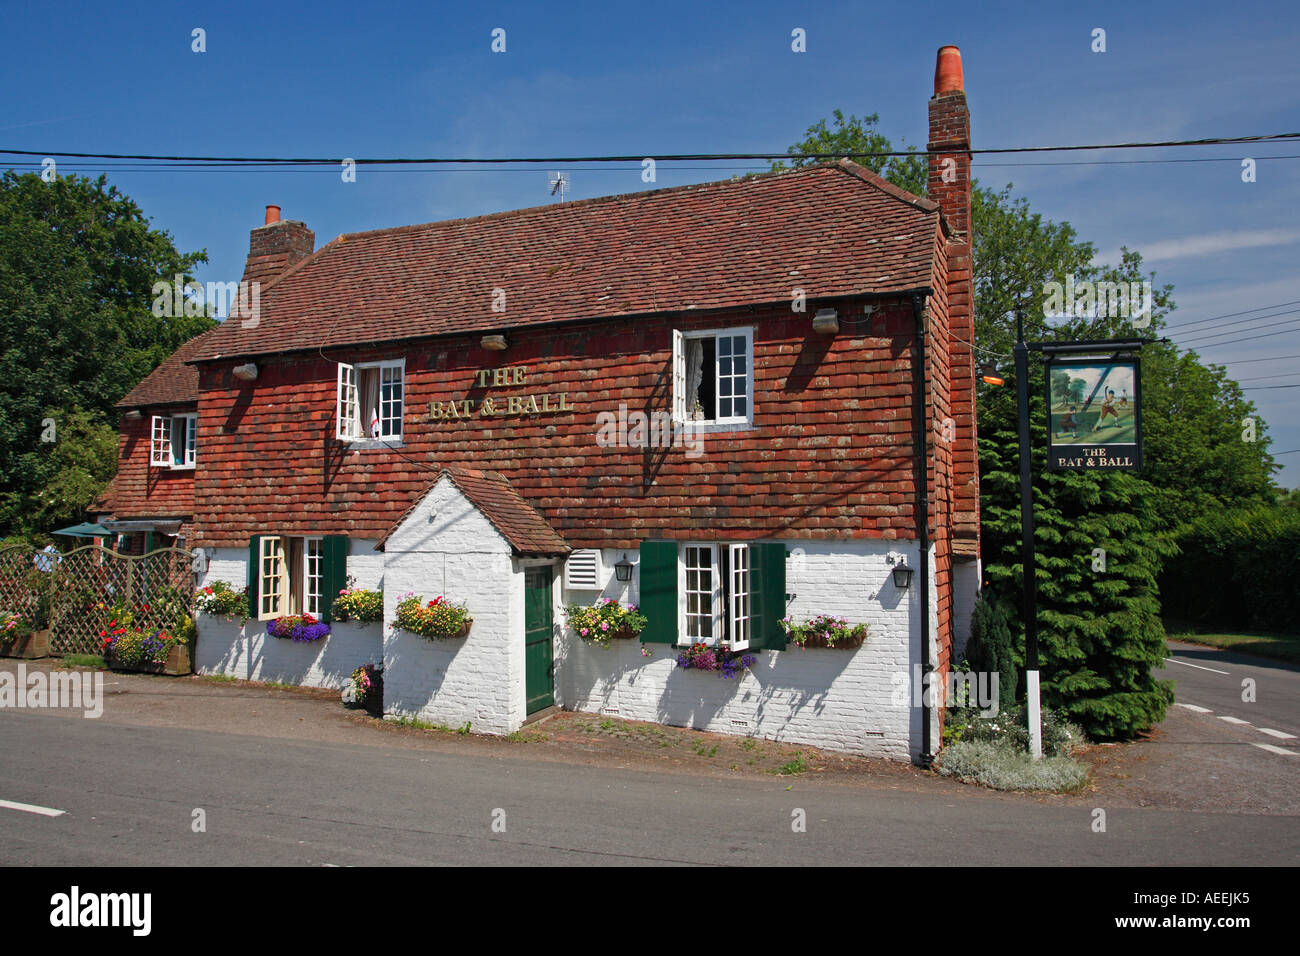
1 132 1297 166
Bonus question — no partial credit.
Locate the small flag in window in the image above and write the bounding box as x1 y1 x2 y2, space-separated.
369 408 380 438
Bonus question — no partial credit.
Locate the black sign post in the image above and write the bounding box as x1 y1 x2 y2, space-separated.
1012 307 1147 758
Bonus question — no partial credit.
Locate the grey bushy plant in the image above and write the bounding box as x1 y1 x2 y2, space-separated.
937 739 1089 792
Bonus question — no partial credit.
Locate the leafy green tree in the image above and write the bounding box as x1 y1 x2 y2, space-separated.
772 109 927 195
0 171 213 537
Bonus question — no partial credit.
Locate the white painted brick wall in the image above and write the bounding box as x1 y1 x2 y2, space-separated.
380 476 521 735
195 540 385 688
952 557 981 660
557 540 927 761
194 617 382 689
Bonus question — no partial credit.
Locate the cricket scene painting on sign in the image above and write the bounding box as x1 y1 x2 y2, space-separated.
1046 360 1142 471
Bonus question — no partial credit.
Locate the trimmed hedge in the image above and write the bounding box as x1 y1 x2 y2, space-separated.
1158 504 1300 632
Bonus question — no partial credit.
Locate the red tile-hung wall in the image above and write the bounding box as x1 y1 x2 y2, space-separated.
927 233 956 709
191 295 952 552
105 405 197 519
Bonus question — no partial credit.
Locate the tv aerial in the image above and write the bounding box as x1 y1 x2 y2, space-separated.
548 171 569 202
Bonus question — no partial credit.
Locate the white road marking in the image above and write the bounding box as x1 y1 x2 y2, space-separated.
1252 743 1298 757
1258 728 1298 740
1217 715 1250 725
0 799 66 817
1163 658 1230 675
1174 703 1213 714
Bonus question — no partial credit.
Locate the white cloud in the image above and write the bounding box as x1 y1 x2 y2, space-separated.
1095 230 1300 265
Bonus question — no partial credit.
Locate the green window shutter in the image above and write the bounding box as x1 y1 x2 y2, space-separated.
750 542 788 650
320 536 349 622
247 535 262 619
638 540 678 644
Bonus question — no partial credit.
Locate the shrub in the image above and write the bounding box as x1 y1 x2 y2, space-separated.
331 588 383 623
937 739 1090 792
780 613 867 648
564 598 647 648
1 609 32 647
394 594 472 639
965 595 1018 705
266 614 330 642
949 703 1085 757
195 581 250 622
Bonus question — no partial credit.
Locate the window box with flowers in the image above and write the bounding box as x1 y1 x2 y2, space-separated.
1 610 48 659
330 588 383 623
394 594 472 640
266 613 330 642
780 614 867 649
675 642 756 678
194 581 251 623
563 598 647 648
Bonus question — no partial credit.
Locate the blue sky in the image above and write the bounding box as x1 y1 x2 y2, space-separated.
3 0 1298 485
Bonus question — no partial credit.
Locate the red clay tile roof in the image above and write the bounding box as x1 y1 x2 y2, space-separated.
190 161 940 362
117 327 221 408
375 467 569 557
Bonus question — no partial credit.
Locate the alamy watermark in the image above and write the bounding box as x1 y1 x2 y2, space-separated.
151 274 261 328
892 664 1000 716
0 664 103 718
596 402 704 458
1042 274 1152 328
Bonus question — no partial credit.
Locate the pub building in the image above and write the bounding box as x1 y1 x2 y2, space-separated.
97 46 981 764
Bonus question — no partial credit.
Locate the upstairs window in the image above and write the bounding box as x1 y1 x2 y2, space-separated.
672 328 753 426
337 359 404 442
151 413 197 469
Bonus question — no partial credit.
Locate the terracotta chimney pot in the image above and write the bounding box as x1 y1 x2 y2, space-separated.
264 204 281 225
934 45 963 95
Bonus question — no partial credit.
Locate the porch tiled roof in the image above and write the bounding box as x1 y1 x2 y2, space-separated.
190 160 941 362
376 467 570 557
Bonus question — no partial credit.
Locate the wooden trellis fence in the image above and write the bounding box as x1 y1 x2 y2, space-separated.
0 545 196 656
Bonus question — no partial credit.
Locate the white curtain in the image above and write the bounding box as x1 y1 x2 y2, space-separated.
685 339 704 419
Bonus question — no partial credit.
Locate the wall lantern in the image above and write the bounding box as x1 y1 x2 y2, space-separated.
123 410 142 421
980 362 1004 386
232 362 259 381
892 561 914 590
481 334 509 351
812 308 839 334
614 554 634 582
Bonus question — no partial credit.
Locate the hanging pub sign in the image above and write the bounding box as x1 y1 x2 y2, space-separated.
1045 357 1142 471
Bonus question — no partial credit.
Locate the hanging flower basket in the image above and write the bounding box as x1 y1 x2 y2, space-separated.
564 599 647 648
781 615 868 649
394 594 473 640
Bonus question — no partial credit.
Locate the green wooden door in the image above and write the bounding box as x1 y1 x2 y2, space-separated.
524 566 555 714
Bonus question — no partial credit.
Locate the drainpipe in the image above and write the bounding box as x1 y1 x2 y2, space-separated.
911 291 934 767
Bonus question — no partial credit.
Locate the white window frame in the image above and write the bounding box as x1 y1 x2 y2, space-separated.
337 358 405 444
671 327 754 429
303 536 324 616
259 536 286 620
676 542 752 649
259 534 324 620
151 413 197 469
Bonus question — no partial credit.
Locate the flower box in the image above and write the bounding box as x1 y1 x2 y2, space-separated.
106 642 192 676
0 628 49 659
394 594 473 640
794 631 865 649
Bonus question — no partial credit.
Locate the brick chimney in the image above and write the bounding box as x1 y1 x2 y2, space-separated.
241 204 315 288
927 45 979 556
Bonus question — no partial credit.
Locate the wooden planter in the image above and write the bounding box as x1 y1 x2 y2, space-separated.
792 631 866 649
107 643 193 676
0 628 49 659
608 626 641 640
432 620 472 640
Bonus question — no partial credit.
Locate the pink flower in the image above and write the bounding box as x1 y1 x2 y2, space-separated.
580 628 589 636
600 623 609 631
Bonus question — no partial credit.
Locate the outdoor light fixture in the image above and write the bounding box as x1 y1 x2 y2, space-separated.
980 362 1004 386
481 334 508 351
123 410 142 421
614 554 633 582
812 308 840 334
892 561 914 590
232 362 259 381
